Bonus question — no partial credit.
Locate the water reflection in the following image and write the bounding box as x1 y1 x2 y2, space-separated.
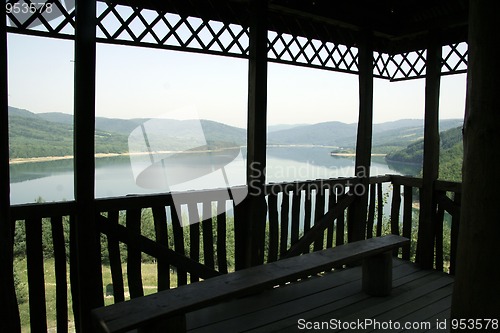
10 147 419 204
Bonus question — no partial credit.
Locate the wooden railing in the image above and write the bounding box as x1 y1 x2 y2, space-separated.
389 175 462 273
8 174 461 332
433 179 462 274
265 177 359 259
11 202 75 333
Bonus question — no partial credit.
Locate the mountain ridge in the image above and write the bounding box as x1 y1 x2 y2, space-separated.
8 106 463 162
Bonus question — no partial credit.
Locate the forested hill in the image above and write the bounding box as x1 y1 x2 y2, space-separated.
8 106 463 174
9 108 129 158
8 106 246 159
385 126 463 181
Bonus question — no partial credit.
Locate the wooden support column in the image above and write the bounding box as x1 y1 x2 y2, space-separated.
236 0 268 269
451 0 500 319
348 32 373 243
416 34 441 269
0 14 21 333
73 0 104 331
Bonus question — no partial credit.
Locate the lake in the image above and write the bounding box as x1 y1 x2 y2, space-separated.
9 146 419 205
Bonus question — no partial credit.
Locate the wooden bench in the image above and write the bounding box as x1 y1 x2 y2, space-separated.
92 235 409 333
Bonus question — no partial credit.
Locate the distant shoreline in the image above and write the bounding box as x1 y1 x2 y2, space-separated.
9 146 387 165
9 148 242 165
9 153 123 165
330 153 386 157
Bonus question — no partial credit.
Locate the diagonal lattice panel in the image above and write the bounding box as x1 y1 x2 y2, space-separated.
5 1 469 80
389 49 427 81
267 31 358 74
6 0 75 36
442 42 468 75
373 51 392 79
96 1 249 57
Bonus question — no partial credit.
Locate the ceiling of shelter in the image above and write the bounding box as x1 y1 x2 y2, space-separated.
270 0 468 37
269 0 469 52
112 0 469 53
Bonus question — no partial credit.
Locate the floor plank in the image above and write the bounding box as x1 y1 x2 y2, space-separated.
423 309 451 332
185 259 454 333
188 262 413 332
257 266 433 333
270 270 442 333
392 296 452 332
187 266 363 330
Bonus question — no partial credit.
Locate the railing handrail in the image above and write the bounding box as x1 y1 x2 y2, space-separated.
11 201 76 220
9 177 365 219
9 174 462 220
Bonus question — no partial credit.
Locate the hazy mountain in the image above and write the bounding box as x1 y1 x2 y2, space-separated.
37 112 144 135
8 106 40 119
267 124 307 133
372 119 423 133
268 118 462 150
132 118 246 150
268 121 357 146
36 111 73 124
36 110 247 144
8 106 463 161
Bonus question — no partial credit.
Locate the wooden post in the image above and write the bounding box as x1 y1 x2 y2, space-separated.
451 0 500 319
73 0 104 331
348 32 373 243
416 34 441 269
238 0 268 269
449 192 460 275
0 13 21 332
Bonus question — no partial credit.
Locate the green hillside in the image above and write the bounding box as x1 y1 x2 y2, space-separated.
8 107 246 159
437 127 464 181
385 126 463 181
38 112 144 135
9 113 129 158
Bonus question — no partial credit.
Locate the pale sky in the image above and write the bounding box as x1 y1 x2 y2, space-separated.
7 33 466 129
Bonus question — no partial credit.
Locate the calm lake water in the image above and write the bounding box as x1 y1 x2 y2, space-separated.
9 147 418 205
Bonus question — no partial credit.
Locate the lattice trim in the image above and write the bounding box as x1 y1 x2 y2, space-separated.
268 31 358 73
389 49 427 81
5 2 469 80
442 42 468 74
96 2 249 56
6 0 75 35
373 51 392 79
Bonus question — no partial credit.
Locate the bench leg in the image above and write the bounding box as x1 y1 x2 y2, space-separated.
362 251 392 296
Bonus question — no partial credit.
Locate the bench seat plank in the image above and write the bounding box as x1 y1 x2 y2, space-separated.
92 235 408 333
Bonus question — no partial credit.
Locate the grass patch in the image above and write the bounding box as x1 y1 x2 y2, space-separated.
14 258 177 332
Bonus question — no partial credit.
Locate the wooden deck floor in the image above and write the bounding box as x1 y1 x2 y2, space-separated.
186 259 454 332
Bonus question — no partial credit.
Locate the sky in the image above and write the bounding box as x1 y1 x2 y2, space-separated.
7 33 467 129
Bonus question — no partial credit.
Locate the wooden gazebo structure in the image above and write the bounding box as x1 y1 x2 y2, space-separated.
1 0 498 332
